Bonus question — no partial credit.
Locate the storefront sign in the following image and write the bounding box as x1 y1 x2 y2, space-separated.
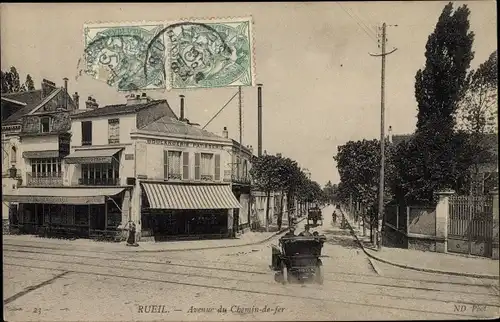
147 139 223 150
125 153 134 160
4 195 105 204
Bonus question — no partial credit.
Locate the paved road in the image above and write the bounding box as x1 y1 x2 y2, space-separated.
3 205 499 321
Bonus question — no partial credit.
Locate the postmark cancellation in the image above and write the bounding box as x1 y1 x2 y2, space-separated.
81 17 255 91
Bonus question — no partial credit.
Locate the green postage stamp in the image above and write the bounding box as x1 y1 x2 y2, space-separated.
81 17 255 91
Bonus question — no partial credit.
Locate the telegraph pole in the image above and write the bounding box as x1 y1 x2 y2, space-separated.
370 22 397 250
238 86 243 174
257 84 263 157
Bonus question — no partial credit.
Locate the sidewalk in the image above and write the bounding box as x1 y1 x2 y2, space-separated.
339 208 500 280
3 217 305 253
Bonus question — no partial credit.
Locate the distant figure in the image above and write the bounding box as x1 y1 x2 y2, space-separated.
299 225 312 237
126 220 138 247
284 226 296 237
332 210 337 224
312 231 319 237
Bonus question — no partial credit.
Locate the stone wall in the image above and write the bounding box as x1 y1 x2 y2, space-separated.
408 237 436 252
3 219 10 235
382 224 408 248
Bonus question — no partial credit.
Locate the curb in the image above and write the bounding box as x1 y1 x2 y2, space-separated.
115 217 307 253
339 208 500 281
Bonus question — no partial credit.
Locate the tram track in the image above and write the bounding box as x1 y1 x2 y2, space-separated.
4 247 499 304
3 259 496 320
3 244 498 292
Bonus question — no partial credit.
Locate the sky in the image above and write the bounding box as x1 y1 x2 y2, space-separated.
1 1 497 186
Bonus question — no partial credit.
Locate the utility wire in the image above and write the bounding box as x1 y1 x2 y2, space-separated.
336 3 378 44
202 91 239 130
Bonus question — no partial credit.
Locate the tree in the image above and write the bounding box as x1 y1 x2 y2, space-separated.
250 154 284 231
402 2 475 202
455 50 498 194
1 67 32 93
25 74 35 91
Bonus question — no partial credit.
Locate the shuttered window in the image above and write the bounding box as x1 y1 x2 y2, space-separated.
194 153 201 180
163 150 168 180
182 152 189 180
214 154 221 181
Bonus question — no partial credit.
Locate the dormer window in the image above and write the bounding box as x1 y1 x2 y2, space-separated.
40 116 51 133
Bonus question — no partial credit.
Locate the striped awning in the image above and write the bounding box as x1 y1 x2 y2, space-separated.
2 187 126 204
142 183 241 210
64 148 122 164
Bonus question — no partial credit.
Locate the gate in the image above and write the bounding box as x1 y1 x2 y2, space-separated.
448 195 493 257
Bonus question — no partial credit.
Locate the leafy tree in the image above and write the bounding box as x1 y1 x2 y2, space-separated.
25 74 35 91
1 67 33 93
401 2 475 202
455 50 498 194
250 154 284 231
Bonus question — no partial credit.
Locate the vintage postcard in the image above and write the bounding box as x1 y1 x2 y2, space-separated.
1 1 499 322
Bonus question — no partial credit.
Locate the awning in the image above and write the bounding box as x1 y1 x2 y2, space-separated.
2 187 126 204
23 150 59 159
64 148 122 164
142 183 241 210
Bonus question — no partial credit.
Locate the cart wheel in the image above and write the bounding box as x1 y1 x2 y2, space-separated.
281 263 288 285
315 260 324 285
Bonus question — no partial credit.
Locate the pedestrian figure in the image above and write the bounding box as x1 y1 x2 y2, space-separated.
126 220 138 247
299 225 312 237
284 226 296 237
332 210 337 224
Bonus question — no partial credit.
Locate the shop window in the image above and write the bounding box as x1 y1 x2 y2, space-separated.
30 158 62 177
40 116 51 133
108 118 120 144
81 121 92 146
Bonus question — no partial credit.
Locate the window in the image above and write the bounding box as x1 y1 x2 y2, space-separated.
40 117 51 133
30 158 62 177
10 146 17 164
182 152 189 180
164 150 182 180
108 118 120 144
80 159 120 185
81 121 92 146
200 153 214 180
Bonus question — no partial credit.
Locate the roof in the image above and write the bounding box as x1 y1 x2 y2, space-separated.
139 115 224 139
70 99 168 119
1 89 47 124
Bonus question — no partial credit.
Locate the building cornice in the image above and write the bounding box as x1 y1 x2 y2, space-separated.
131 130 232 146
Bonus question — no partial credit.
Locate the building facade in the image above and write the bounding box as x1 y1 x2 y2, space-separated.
4 92 253 241
2 79 76 234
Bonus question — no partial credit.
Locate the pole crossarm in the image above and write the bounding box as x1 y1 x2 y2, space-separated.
369 48 398 57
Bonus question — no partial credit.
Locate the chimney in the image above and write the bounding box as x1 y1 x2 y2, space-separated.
257 84 263 157
179 95 185 120
63 78 69 109
91 97 99 109
222 127 228 138
72 92 80 109
41 79 56 99
388 125 393 144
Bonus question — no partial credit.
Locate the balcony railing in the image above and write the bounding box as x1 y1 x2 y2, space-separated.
27 172 63 186
223 173 251 184
78 177 120 186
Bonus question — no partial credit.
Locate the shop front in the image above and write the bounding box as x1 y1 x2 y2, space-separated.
140 182 241 241
3 187 128 240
